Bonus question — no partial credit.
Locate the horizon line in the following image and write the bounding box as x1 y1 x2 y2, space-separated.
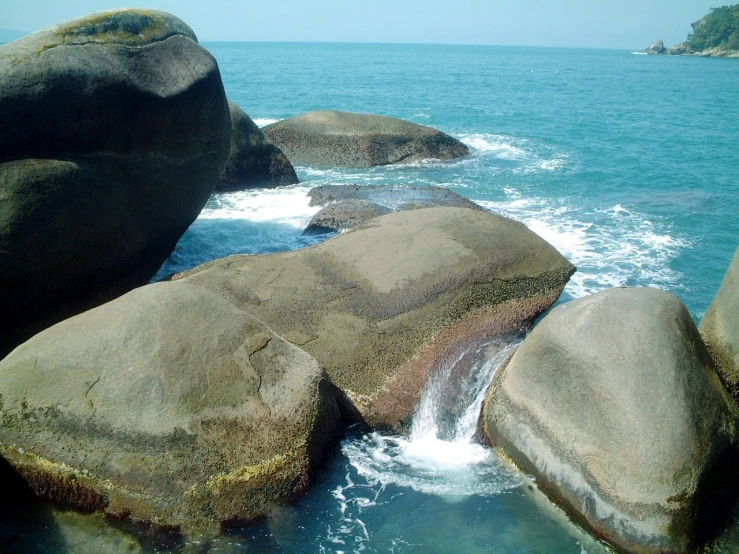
198 39 642 51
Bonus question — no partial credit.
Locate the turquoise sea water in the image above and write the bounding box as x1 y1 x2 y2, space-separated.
4 43 739 553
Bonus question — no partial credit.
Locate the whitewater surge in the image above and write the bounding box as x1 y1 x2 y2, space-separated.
478 192 689 299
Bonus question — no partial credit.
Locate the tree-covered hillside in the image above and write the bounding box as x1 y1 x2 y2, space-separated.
688 4 739 51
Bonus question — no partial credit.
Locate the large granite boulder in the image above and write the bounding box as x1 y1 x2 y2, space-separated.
217 100 298 191
644 40 666 54
303 184 483 234
175 207 575 429
0 281 341 533
700 247 739 397
483 287 739 553
0 9 231 356
263 110 469 167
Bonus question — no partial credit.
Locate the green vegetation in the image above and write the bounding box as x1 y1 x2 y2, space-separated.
688 4 739 51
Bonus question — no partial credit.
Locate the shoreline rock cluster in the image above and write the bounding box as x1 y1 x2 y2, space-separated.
643 5 739 58
0 7 570 543
643 38 739 58
2 8 739 554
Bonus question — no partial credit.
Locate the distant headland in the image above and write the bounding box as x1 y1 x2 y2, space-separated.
643 4 739 58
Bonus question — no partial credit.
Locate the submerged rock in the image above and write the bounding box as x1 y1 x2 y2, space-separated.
304 200 392 235
263 110 469 167
0 9 231 357
304 184 484 234
483 287 739 554
218 100 298 191
700 247 739 397
175 207 575 429
0 281 341 533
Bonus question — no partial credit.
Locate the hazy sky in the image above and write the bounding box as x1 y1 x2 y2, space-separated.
1 0 721 49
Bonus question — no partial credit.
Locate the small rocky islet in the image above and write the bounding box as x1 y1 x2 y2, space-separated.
643 4 739 58
1 8 739 554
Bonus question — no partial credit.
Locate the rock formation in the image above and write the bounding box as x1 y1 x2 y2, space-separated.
218 100 298 191
263 110 469 167
0 282 341 533
175 207 575 429
700 247 739 397
303 184 484 234
0 9 231 356
484 287 739 553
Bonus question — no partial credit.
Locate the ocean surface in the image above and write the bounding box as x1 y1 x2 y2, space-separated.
4 43 739 553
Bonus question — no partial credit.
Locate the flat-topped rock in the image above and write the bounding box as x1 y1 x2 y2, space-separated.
0 9 231 356
484 287 739 553
175 207 575 429
303 184 484 234
263 110 469 167
0 281 341 533
218 100 298 191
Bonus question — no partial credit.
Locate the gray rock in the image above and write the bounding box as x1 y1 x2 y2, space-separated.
700 247 739 397
263 110 469 167
666 42 689 55
303 184 484 234
303 200 392 235
644 40 666 54
0 9 231 356
0 281 341 533
307 184 484 211
483 287 739 554
218 100 298 191
175 207 575 429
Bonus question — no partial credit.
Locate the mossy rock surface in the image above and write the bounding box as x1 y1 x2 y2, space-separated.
218 100 298 191
700 247 739 398
483 287 739 554
263 110 469 167
0 281 341 533
175 207 575 429
0 9 231 356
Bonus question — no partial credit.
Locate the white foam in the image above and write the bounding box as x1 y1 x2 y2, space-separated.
631 51 648 55
342 342 521 498
457 133 569 176
459 133 528 159
478 193 689 299
253 117 279 127
342 433 519 497
200 185 318 228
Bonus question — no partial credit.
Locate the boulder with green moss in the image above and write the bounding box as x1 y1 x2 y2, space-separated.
217 100 298 191
483 287 739 553
0 281 341 534
263 110 469 167
0 9 231 357
175 207 575 429
700 247 739 397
